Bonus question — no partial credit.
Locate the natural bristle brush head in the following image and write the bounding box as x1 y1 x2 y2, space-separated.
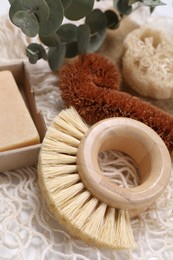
59 53 173 151
38 107 171 249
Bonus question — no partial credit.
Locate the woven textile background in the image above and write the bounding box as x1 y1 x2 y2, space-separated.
0 1 173 259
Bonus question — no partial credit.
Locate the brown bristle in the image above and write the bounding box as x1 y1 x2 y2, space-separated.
59 53 173 151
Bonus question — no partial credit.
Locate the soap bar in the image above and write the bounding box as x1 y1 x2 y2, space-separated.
0 70 40 152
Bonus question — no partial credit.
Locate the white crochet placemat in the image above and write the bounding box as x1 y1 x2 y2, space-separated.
0 3 173 260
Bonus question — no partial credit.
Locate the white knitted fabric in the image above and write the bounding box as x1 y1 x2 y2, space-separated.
0 3 173 259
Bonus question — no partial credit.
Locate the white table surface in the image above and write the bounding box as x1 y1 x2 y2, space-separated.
0 0 10 16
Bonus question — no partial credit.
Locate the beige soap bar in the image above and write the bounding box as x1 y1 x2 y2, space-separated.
0 70 40 152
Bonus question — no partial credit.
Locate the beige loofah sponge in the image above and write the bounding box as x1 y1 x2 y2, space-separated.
122 27 173 99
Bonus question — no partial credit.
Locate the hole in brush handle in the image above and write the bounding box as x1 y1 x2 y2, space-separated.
77 117 171 210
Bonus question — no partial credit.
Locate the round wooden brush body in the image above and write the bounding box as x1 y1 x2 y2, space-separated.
59 53 173 151
38 107 171 249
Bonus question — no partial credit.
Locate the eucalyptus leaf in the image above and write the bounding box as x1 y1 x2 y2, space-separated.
141 0 166 6
48 44 66 71
64 0 94 21
116 0 132 15
12 11 39 37
27 53 39 64
57 24 78 43
8 0 16 4
65 42 78 58
61 0 73 9
85 9 106 53
9 0 50 24
39 0 64 36
57 23 79 57
77 24 90 54
39 33 60 47
85 9 107 33
9 0 169 71
128 0 139 4
21 0 50 23
26 43 47 61
87 30 106 53
104 10 119 29
9 0 23 21
150 6 155 13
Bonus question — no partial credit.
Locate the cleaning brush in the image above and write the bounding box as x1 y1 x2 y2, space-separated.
59 53 173 151
38 107 171 249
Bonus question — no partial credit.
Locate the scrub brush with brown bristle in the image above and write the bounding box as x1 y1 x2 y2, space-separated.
59 53 173 151
38 107 171 249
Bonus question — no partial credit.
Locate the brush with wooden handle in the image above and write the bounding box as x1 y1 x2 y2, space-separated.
59 53 173 151
38 107 171 249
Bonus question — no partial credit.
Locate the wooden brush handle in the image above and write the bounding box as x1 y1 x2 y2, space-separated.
77 117 171 210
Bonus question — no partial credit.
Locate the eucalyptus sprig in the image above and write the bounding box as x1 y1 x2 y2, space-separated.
8 0 166 70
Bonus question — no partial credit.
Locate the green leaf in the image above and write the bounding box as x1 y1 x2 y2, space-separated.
87 30 106 53
141 0 166 7
150 6 155 13
21 0 50 23
57 24 79 58
116 0 132 15
26 43 47 62
48 44 66 71
85 9 107 33
128 0 139 4
85 9 106 53
39 33 60 47
39 0 64 36
61 0 73 9
65 42 78 58
57 24 78 43
77 24 90 54
12 11 39 37
8 0 16 4
9 0 50 24
27 53 39 64
9 0 23 21
104 10 120 29
64 0 94 21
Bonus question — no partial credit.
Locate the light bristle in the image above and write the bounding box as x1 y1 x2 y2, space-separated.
81 203 107 241
53 182 85 206
38 107 135 249
53 117 84 139
41 153 76 164
43 165 77 177
46 174 80 191
99 207 117 247
70 197 99 229
43 139 78 155
59 191 91 218
47 127 80 147
116 210 136 248
59 107 88 134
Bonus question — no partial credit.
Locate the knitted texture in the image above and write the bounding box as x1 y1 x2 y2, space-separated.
1 7 173 260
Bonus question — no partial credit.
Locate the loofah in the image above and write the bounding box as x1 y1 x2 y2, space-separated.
59 53 173 151
122 26 173 99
